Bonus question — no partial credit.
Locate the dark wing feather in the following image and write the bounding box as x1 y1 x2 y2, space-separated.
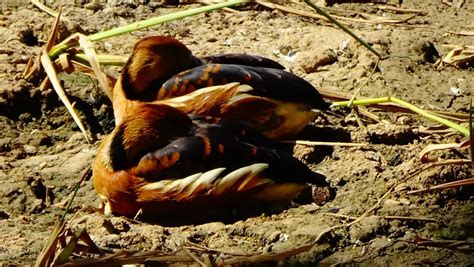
130 132 327 186
189 115 274 147
158 64 329 110
200 54 285 69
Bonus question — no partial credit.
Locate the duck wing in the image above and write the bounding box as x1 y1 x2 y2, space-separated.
158 64 329 110
131 130 328 203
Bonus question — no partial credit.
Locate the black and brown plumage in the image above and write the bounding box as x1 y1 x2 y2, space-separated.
93 103 333 222
112 36 330 139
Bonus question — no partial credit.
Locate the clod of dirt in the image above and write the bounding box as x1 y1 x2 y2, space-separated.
293 145 332 165
419 42 439 63
366 123 418 145
28 132 52 147
0 79 41 118
0 137 12 152
0 210 9 219
349 216 387 242
398 37 440 64
84 2 103 11
23 144 37 154
18 28 38 46
3 188 27 213
101 218 131 234
299 49 338 73
30 198 45 214
27 177 53 205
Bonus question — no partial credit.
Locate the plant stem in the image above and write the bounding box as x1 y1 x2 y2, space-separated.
333 97 469 137
332 97 391 107
49 0 249 58
73 54 128 66
390 97 469 137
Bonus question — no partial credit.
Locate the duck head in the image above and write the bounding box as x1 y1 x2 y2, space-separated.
101 103 193 171
119 36 199 101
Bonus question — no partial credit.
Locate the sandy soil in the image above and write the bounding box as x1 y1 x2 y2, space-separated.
0 1 473 265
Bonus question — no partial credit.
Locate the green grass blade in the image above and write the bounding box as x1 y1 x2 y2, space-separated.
72 54 128 66
332 97 391 107
390 97 469 137
333 97 469 137
49 0 249 58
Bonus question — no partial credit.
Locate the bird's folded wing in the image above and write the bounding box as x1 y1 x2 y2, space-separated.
158 64 328 109
138 163 272 202
129 133 323 202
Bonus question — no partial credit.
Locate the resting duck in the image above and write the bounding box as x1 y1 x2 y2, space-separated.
112 36 330 139
93 102 333 222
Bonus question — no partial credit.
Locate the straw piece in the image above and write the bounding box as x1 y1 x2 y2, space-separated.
45 7 62 52
278 140 366 147
77 34 113 99
407 178 474 195
48 0 249 58
40 49 91 143
418 140 470 163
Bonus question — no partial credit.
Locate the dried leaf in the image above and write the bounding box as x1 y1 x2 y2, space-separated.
35 221 66 267
77 34 113 100
45 7 62 52
40 49 91 143
408 177 474 195
419 140 470 163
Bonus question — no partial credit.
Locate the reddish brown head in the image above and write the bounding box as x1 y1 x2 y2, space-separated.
102 103 193 171
121 36 197 101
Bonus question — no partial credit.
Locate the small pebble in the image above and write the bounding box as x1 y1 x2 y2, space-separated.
23 144 37 154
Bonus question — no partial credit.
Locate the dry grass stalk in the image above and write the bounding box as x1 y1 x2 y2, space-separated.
278 140 366 147
36 168 92 266
407 177 474 195
418 139 470 163
324 213 437 222
76 34 113 99
438 45 474 68
192 0 239 13
45 6 62 52
30 0 71 22
322 88 469 122
412 236 474 251
259 0 417 26
256 1 341 25
64 249 195 265
376 5 427 15
441 44 474 50
40 50 92 143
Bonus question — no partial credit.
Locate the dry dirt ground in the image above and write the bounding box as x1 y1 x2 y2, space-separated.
0 1 473 265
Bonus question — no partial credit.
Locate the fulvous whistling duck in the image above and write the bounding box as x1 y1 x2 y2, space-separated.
93 103 333 223
112 36 330 139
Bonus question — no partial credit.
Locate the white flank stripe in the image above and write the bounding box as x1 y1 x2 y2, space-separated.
214 163 269 195
199 167 227 185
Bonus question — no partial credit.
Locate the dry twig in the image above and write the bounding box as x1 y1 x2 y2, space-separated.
407 177 474 195
324 213 437 222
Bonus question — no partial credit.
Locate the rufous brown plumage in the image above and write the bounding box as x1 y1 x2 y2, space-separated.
93 103 332 222
112 36 330 139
